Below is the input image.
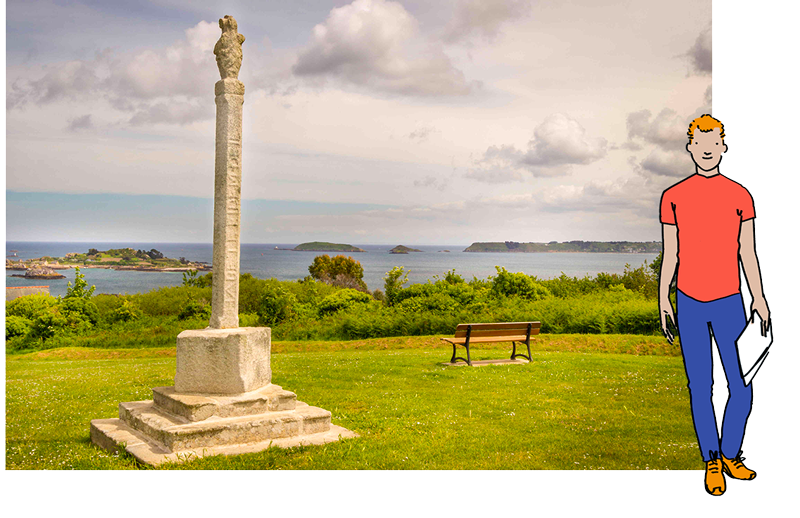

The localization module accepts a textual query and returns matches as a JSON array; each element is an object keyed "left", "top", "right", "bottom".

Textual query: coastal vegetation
[
  {"left": 464, "top": 241, "right": 662, "bottom": 253},
  {"left": 292, "top": 241, "right": 366, "bottom": 252},
  {"left": 5, "top": 255, "right": 668, "bottom": 353}
]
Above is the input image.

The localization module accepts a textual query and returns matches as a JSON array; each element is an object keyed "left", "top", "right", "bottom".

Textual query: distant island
[
  {"left": 11, "top": 265, "right": 65, "bottom": 280},
  {"left": 6, "top": 247, "right": 210, "bottom": 273},
  {"left": 292, "top": 241, "right": 366, "bottom": 252},
  {"left": 389, "top": 245, "right": 423, "bottom": 254},
  {"left": 464, "top": 241, "right": 662, "bottom": 253}
]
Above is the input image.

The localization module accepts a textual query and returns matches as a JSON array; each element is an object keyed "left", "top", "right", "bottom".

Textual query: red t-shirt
[{"left": 660, "top": 173, "right": 755, "bottom": 302}]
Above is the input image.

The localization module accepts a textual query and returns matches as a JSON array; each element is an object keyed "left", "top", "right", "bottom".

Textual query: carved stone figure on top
[{"left": 213, "top": 15, "right": 245, "bottom": 80}]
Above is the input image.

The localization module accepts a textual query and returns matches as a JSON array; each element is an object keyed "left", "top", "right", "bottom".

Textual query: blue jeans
[{"left": 675, "top": 290, "right": 752, "bottom": 462}]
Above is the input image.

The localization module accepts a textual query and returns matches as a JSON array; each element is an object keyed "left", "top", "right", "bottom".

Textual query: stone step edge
[
  {"left": 152, "top": 384, "right": 298, "bottom": 422},
  {"left": 119, "top": 399, "right": 332, "bottom": 452},
  {"left": 90, "top": 418, "right": 358, "bottom": 467}
]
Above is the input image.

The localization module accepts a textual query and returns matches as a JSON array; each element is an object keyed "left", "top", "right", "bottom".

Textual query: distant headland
[
  {"left": 292, "top": 241, "right": 366, "bottom": 253},
  {"left": 464, "top": 241, "right": 661, "bottom": 253}
]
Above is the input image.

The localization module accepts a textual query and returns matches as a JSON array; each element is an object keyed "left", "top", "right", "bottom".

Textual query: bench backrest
[{"left": 454, "top": 322, "right": 541, "bottom": 339}]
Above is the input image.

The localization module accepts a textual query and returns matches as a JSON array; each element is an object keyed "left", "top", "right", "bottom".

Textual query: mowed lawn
[{"left": 6, "top": 335, "right": 702, "bottom": 470}]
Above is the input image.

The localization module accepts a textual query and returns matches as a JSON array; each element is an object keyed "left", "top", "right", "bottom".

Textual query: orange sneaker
[
  {"left": 705, "top": 457, "right": 726, "bottom": 496},
  {"left": 722, "top": 454, "right": 756, "bottom": 480}
]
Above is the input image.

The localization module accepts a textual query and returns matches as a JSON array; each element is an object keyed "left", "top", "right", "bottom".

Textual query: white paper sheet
[{"left": 736, "top": 315, "right": 773, "bottom": 385}]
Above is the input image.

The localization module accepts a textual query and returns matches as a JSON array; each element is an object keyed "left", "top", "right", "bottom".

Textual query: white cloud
[
  {"left": 7, "top": 21, "right": 221, "bottom": 126},
  {"left": 624, "top": 105, "right": 707, "bottom": 178},
  {"left": 467, "top": 113, "right": 608, "bottom": 182},
  {"left": 684, "top": 24, "right": 711, "bottom": 76},
  {"left": 413, "top": 175, "right": 448, "bottom": 190},
  {"left": 107, "top": 21, "right": 219, "bottom": 100},
  {"left": 127, "top": 99, "right": 215, "bottom": 126},
  {"left": 443, "top": 0, "right": 531, "bottom": 43},
  {"left": 536, "top": 175, "right": 672, "bottom": 218},
  {"left": 626, "top": 108, "right": 688, "bottom": 152},
  {"left": 66, "top": 113, "right": 94, "bottom": 132},
  {"left": 292, "top": 0, "right": 475, "bottom": 97},
  {"left": 638, "top": 148, "right": 693, "bottom": 178}
]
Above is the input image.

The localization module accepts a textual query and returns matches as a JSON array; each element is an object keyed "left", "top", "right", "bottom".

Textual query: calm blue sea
[{"left": 6, "top": 242, "right": 659, "bottom": 298}]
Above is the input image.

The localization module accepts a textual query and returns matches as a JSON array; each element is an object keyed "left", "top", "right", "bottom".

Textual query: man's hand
[
  {"left": 750, "top": 296, "right": 771, "bottom": 336},
  {"left": 659, "top": 298, "right": 677, "bottom": 344}
]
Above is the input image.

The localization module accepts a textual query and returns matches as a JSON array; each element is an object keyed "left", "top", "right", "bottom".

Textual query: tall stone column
[
  {"left": 210, "top": 15, "right": 246, "bottom": 329},
  {"left": 210, "top": 78, "right": 244, "bottom": 329}
]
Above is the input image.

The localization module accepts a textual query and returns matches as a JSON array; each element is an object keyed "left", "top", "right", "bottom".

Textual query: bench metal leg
[
  {"left": 510, "top": 340, "right": 532, "bottom": 362},
  {"left": 450, "top": 342, "right": 472, "bottom": 365}
]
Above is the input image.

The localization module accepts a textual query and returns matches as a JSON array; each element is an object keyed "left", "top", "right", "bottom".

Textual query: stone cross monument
[{"left": 90, "top": 16, "right": 355, "bottom": 465}]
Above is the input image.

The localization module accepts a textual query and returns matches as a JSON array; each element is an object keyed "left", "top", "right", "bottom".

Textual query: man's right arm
[{"left": 659, "top": 224, "right": 679, "bottom": 343}]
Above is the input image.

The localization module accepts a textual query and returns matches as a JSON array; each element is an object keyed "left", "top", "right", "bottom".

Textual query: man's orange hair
[{"left": 688, "top": 114, "right": 725, "bottom": 142}]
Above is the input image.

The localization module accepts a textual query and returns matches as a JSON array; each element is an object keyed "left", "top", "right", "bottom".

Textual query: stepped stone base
[{"left": 91, "top": 383, "right": 358, "bottom": 466}]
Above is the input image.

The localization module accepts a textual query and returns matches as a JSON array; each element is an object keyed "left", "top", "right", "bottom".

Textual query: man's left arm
[{"left": 740, "top": 218, "right": 771, "bottom": 335}]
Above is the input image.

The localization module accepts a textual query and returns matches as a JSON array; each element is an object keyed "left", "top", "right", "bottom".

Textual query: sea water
[{"left": 5, "top": 242, "right": 659, "bottom": 298}]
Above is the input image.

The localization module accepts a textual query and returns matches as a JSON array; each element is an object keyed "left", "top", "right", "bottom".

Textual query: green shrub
[
  {"left": 30, "top": 309, "right": 69, "bottom": 340},
  {"left": 6, "top": 315, "right": 31, "bottom": 339},
  {"left": 6, "top": 293, "right": 57, "bottom": 319},
  {"left": 309, "top": 254, "right": 368, "bottom": 291},
  {"left": 258, "top": 284, "right": 297, "bottom": 326},
  {"left": 238, "top": 313, "right": 260, "bottom": 327},
  {"left": 60, "top": 297, "right": 99, "bottom": 326},
  {"left": 132, "top": 286, "right": 211, "bottom": 317},
  {"left": 239, "top": 273, "right": 265, "bottom": 314},
  {"left": 111, "top": 300, "right": 143, "bottom": 323},
  {"left": 178, "top": 299, "right": 211, "bottom": 320},
  {"left": 491, "top": 266, "right": 552, "bottom": 301},
  {"left": 317, "top": 289, "right": 373, "bottom": 316}
]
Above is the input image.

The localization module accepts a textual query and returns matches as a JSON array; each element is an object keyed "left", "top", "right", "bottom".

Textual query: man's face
[{"left": 686, "top": 127, "right": 727, "bottom": 172}]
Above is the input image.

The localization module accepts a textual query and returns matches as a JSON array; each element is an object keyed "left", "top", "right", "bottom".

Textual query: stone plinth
[
  {"left": 175, "top": 327, "right": 271, "bottom": 395},
  {"left": 91, "top": 383, "right": 358, "bottom": 466}
]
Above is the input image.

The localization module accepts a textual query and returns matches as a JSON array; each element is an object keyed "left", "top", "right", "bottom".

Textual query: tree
[
  {"left": 182, "top": 269, "right": 201, "bottom": 287},
  {"left": 65, "top": 267, "right": 95, "bottom": 299},
  {"left": 383, "top": 266, "right": 408, "bottom": 306},
  {"left": 308, "top": 255, "right": 367, "bottom": 291}
]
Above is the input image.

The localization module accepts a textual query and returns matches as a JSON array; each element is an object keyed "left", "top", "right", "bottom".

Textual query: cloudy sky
[{"left": 8, "top": 0, "right": 712, "bottom": 244}]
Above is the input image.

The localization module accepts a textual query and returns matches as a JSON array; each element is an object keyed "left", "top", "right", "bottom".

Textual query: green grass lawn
[{"left": 6, "top": 335, "right": 701, "bottom": 470}]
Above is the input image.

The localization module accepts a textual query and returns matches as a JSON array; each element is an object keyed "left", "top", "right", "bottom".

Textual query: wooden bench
[{"left": 441, "top": 321, "right": 541, "bottom": 366}]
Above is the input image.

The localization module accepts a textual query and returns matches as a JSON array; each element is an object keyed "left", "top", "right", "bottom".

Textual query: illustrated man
[{"left": 658, "top": 114, "right": 770, "bottom": 496}]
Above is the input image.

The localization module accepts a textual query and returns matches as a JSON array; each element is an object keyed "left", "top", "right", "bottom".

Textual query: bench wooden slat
[
  {"left": 454, "top": 328, "right": 541, "bottom": 339},
  {"left": 442, "top": 335, "right": 531, "bottom": 345},
  {"left": 454, "top": 322, "right": 541, "bottom": 332}
]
